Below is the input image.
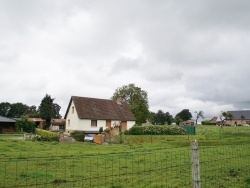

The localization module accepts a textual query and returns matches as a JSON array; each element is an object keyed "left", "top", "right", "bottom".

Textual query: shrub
[
  {"left": 126, "top": 125, "right": 186, "bottom": 135},
  {"left": 16, "top": 115, "right": 36, "bottom": 133},
  {"left": 201, "top": 120, "right": 217, "bottom": 125},
  {"left": 99, "top": 127, "right": 103, "bottom": 133},
  {"left": 127, "top": 126, "right": 144, "bottom": 135},
  {"left": 70, "top": 131, "right": 85, "bottom": 142},
  {"left": 35, "top": 128, "right": 59, "bottom": 141},
  {"left": 123, "top": 130, "right": 129, "bottom": 135}
]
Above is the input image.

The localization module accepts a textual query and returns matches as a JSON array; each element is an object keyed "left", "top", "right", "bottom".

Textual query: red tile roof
[{"left": 64, "top": 96, "right": 136, "bottom": 121}]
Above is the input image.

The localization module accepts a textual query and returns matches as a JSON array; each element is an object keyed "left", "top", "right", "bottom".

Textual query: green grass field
[{"left": 0, "top": 125, "right": 250, "bottom": 187}]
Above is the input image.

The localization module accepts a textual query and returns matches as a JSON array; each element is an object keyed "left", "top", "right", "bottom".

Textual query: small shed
[
  {"left": 0, "top": 115, "right": 16, "bottom": 133},
  {"left": 28, "top": 118, "right": 45, "bottom": 128},
  {"left": 50, "top": 119, "right": 66, "bottom": 131},
  {"left": 180, "top": 120, "right": 195, "bottom": 126}
]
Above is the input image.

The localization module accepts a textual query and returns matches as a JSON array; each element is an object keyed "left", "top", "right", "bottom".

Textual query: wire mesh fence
[
  {"left": 0, "top": 142, "right": 250, "bottom": 187},
  {"left": 0, "top": 149, "right": 191, "bottom": 188},
  {"left": 199, "top": 144, "right": 250, "bottom": 188}
]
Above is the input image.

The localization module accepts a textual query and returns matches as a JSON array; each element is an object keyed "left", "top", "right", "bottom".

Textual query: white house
[{"left": 64, "top": 96, "right": 136, "bottom": 134}]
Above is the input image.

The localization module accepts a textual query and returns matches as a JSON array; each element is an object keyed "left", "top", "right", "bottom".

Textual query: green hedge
[
  {"left": 70, "top": 131, "right": 85, "bottom": 142},
  {"left": 201, "top": 120, "right": 217, "bottom": 125},
  {"left": 35, "top": 128, "right": 59, "bottom": 141},
  {"left": 124, "top": 125, "right": 186, "bottom": 135}
]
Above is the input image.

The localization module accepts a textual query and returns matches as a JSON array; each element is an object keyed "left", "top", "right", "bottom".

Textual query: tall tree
[
  {"left": 175, "top": 109, "right": 192, "bottom": 122},
  {"left": 112, "top": 83, "right": 149, "bottom": 125},
  {"left": 52, "top": 103, "right": 62, "bottom": 119},
  {"left": 165, "top": 112, "right": 174, "bottom": 125},
  {"left": 39, "top": 94, "right": 53, "bottom": 127},
  {"left": 154, "top": 110, "right": 165, "bottom": 125},
  {"left": 194, "top": 110, "right": 204, "bottom": 126},
  {"left": 152, "top": 110, "right": 173, "bottom": 125},
  {"left": 0, "top": 102, "right": 11, "bottom": 116},
  {"left": 39, "top": 94, "right": 61, "bottom": 128},
  {"left": 26, "top": 105, "right": 40, "bottom": 118}
]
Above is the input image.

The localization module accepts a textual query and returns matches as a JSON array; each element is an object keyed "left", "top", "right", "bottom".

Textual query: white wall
[{"left": 127, "top": 121, "right": 135, "bottom": 130}]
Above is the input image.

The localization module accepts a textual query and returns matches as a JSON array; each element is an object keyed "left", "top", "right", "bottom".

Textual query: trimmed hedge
[
  {"left": 35, "top": 128, "right": 59, "bottom": 141},
  {"left": 70, "top": 131, "right": 85, "bottom": 142},
  {"left": 124, "top": 125, "right": 186, "bottom": 135},
  {"left": 201, "top": 120, "right": 217, "bottom": 125}
]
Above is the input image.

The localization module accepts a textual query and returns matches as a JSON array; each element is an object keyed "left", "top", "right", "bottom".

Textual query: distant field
[
  {"left": 0, "top": 125, "right": 250, "bottom": 159},
  {"left": 0, "top": 125, "right": 249, "bottom": 187}
]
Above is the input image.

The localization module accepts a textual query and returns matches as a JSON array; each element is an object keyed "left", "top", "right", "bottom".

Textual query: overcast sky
[{"left": 1, "top": 0, "right": 250, "bottom": 119}]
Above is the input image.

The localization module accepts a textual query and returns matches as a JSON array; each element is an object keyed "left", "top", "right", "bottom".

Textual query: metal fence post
[{"left": 191, "top": 140, "right": 201, "bottom": 188}]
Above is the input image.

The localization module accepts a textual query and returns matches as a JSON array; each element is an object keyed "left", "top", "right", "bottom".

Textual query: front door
[
  {"left": 106, "top": 120, "right": 111, "bottom": 128},
  {"left": 121, "top": 121, "right": 127, "bottom": 131}
]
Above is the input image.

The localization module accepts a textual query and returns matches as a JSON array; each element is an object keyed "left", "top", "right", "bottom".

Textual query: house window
[
  {"left": 68, "top": 119, "right": 70, "bottom": 127},
  {"left": 72, "top": 107, "right": 74, "bottom": 114},
  {"left": 91, "top": 120, "right": 97, "bottom": 127}
]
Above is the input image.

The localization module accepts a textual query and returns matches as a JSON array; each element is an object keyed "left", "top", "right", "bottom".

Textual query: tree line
[
  {"left": 0, "top": 94, "right": 61, "bottom": 128},
  {"left": 1, "top": 84, "right": 205, "bottom": 127}
]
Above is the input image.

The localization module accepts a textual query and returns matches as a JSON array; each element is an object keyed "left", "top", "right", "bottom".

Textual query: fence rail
[{"left": 0, "top": 142, "right": 250, "bottom": 187}]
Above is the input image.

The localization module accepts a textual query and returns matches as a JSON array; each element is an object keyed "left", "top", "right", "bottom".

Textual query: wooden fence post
[{"left": 191, "top": 139, "right": 201, "bottom": 188}]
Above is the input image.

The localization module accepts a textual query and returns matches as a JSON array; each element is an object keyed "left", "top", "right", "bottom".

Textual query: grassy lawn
[
  {"left": 1, "top": 125, "right": 249, "bottom": 159},
  {"left": 0, "top": 125, "right": 250, "bottom": 187}
]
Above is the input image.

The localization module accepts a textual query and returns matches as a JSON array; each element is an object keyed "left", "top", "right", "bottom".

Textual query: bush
[
  {"left": 201, "top": 120, "right": 217, "bottom": 125},
  {"left": 16, "top": 116, "right": 35, "bottom": 133},
  {"left": 123, "top": 130, "right": 129, "bottom": 135},
  {"left": 99, "top": 127, "right": 103, "bottom": 133},
  {"left": 70, "top": 131, "right": 85, "bottom": 142},
  {"left": 35, "top": 128, "right": 59, "bottom": 141},
  {"left": 126, "top": 125, "right": 186, "bottom": 135}
]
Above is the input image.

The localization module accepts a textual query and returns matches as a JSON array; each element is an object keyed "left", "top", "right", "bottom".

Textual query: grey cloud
[
  {"left": 111, "top": 57, "right": 141, "bottom": 74},
  {"left": 1, "top": 0, "right": 250, "bottom": 119}
]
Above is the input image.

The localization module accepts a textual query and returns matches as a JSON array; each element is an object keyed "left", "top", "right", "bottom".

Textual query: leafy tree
[
  {"left": 39, "top": 94, "right": 61, "bottom": 129},
  {"left": 165, "top": 112, "right": 174, "bottom": 125},
  {"left": 152, "top": 110, "right": 174, "bottom": 125},
  {"left": 154, "top": 110, "right": 165, "bottom": 125},
  {"left": 26, "top": 105, "right": 40, "bottom": 118},
  {"left": 112, "top": 84, "right": 150, "bottom": 125},
  {"left": 0, "top": 102, "right": 11, "bottom": 116},
  {"left": 16, "top": 115, "right": 36, "bottom": 133},
  {"left": 220, "top": 111, "right": 233, "bottom": 125},
  {"left": 52, "top": 103, "right": 62, "bottom": 119},
  {"left": 195, "top": 110, "right": 204, "bottom": 126},
  {"left": 148, "top": 112, "right": 155, "bottom": 124},
  {"left": 174, "top": 116, "right": 182, "bottom": 125},
  {"left": 8, "top": 103, "right": 29, "bottom": 118},
  {"left": 0, "top": 102, "right": 40, "bottom": 118},
  {"left": 175, "top": 109, "right": 192, "bottom": 122}
]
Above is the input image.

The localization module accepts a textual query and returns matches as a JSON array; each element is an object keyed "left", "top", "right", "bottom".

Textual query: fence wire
[{"left": 0, "top": 143, "right": 250, "bottom": 188}]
